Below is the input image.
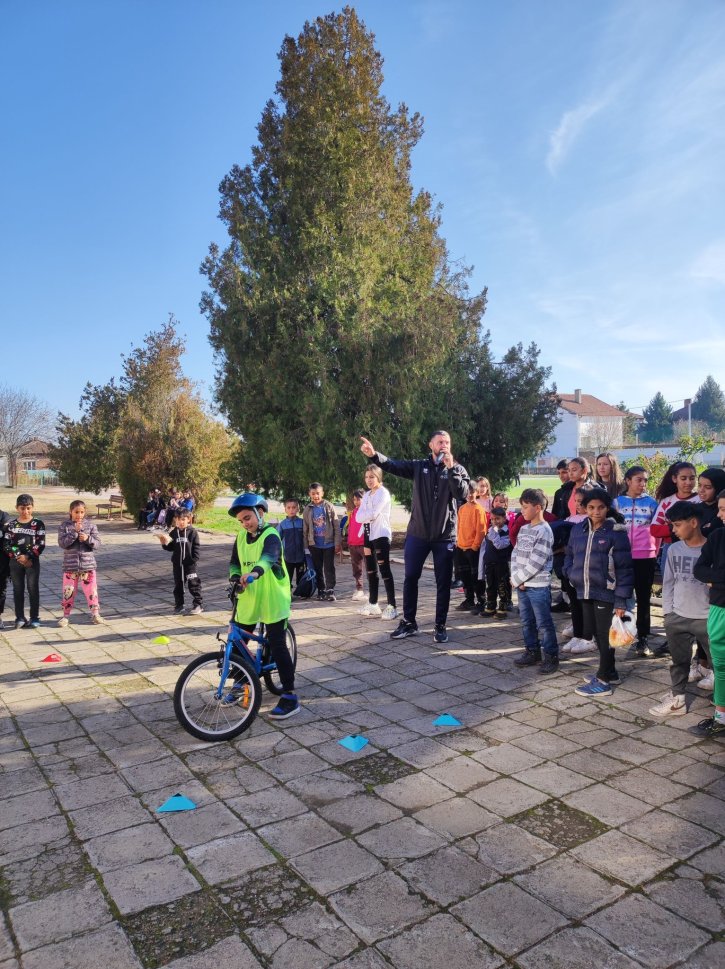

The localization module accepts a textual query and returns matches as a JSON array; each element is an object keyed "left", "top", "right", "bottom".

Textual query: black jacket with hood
[{"left": 371, "top": 451, "right": 470, "bottom": 543}]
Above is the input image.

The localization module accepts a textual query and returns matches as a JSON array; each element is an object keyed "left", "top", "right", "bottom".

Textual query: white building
[{"left": 535, "top": 390, "right": 630, "bottom": 467}]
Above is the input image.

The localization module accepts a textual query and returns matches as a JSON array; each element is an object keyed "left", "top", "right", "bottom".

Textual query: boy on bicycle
[{"left": 229, "top": 493, "right": 299, "bottom": 719}]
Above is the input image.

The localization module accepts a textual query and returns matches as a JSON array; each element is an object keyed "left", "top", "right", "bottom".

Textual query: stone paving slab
[{"left": 0, "top": 516, "right": 723, "bottom": 967}]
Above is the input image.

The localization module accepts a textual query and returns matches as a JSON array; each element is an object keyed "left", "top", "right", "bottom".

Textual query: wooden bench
[{"left": 95, "top": 495, "right": 125, "bottom": 519}]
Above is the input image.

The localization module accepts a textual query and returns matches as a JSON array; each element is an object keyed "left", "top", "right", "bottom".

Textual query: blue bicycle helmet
[{"left": 228, "top": 492, "right": 269, "bottom": 520}]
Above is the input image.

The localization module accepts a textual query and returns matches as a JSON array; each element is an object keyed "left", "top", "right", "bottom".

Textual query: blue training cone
[
  {"left": 338, "top": 735, "right": 369, "bottom": 752},
  {"left": 433, "top": 714, "right": 462, "bottom": 727},
  {"left": 157, "top": 793, "right": 197, "bottom": 813}
]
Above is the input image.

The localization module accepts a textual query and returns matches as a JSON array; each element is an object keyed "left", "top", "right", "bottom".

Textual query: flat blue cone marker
[
  {"left": 338, "top": 735, "right": 369, "bottom": 752},
  {"left": 433, "top": 714, "right": 462, "bottom": 727},
  {"left": 157, "top": 793, "right": 197, "bottom": 813}
]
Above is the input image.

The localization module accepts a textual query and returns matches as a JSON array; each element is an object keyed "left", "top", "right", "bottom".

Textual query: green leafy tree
[
  {"left": 676, "top": 433, "right": 715, "bottom": 471},
  {"left": 202, "top": 8, "right": 490, "bottom": 497},
  {"left": 691, "top": 375, "right": 725, "bottom": 432},
  {"left": 641, "top": 392, "right": 674, "bottom": 443},
  {"left": 424, "top": 335, "right": 558, "bottom": 488},
  {"left": 115, "top": 320, "right": 231, "bottom": 514},
  {"left": 49, "top": 381, "right": 126, "bottom": 494}
]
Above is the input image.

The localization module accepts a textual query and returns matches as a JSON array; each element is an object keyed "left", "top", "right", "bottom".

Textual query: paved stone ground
[{"left": 1, "top": 516, "right": 723, "bottom": 969}]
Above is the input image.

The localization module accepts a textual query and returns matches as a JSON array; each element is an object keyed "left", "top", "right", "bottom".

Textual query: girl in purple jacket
[{"left": 57, "top": 501, "right": 102, "bottom": 626}]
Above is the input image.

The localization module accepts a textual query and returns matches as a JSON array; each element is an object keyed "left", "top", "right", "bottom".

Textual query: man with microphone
[{"left": 360, "top": 431, "right": 471, "bottom": 644}]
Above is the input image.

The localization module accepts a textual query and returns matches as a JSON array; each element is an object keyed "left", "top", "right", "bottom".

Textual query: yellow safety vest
[{"left": 232, "top": 523, "right": 291, "bottom": 625}]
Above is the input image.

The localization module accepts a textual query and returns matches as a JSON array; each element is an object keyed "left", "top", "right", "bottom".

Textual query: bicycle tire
[
  {"left": 174, "top": 651, "right": 262, "bottom": 742},
  {"left": 262, "top": 623, "right": 298, "bottom": 695}
]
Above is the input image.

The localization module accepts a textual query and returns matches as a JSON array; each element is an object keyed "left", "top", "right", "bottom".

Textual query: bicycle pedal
[{"left": 223, "top": 685, "right": 251, "bottom": 706}]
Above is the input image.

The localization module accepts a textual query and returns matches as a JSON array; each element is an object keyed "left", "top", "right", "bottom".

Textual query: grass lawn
[
  {"left": 194, "top": 506, "right": 241, "bottom": 535},
  {"left": 502, "top": 475, "right": 559, "bottom": 502}
]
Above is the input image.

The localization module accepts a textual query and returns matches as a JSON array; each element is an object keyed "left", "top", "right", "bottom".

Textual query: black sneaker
[
  {"left": 325, "top": 590, "right": 336, "bottom": 602},
  {"left": 471, "top": 604, "right": 484, "bottom": 615},
  {"left": 456, "top": 599, "right": 474, "bottom": 611},
  {"left": 539, "top": 655, "right": 560, "bottom": 675},
  {"left": 173, "top": 606, "right": 184, "bottom": 615},
  {"left": 451, "top": 579, "right": 464, "bottom": 590},
  {"left": 390, "top": 620, "right": 418, "bottom": 640},
  {"left": 433, "top": 624, "right": 449, "bottom": 644},
  {"left": 269, "top": 694, "right": 300, "bottom": 720},
  {"left": 316, "top": 592, "right": 327, "bottom": 601},
  {"left": 514, "top": 649, "right": 542, "bottom": 667},
  {"left": 689, "top": 716, "right": 725, "bottom": 739},
  {"left": 550, "top": 601, "right": 571, "bottom": 613},
  {"left": 483, "top": 606, "right": 496, "bottom": 617},
  {"left": 495, "top": 608, "right": 507, "bottom": 620},
  {"left": 651, "top": 644, "right": 670, "bottom": 658},
  {"left": 635, "top": 637, "right": 655, "bottom": 658}
]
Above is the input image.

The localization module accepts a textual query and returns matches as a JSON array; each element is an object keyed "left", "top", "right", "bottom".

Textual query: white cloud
[
  {"left": 545, "top": 97, "right": 608, "bottom": 174},
  {"left": 690, "top": 240, "right": 725, "bottom": 285}
]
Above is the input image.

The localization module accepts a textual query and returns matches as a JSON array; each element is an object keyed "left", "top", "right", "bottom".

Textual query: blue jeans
[
  {"left": 403, "top": 535, "right": 454, "bottom": 627},
  {"left": 518, "top": 586, "right": 558, "bottom": 657}
]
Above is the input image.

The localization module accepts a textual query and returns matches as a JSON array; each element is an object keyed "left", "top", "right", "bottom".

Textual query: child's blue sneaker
[
  {"left": 269, "top": 694, "right": 300, "bottom": 720},
  {"left": 585, "top": 672, "right": 621, "bottom": 686},
  {"left": 575, "top": 678, "right": 613, "bottom": 698}
]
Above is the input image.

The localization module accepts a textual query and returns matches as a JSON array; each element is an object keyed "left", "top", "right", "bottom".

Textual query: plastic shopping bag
[{"left": 609, "top": 613, "right": 637, "bottom": 649}]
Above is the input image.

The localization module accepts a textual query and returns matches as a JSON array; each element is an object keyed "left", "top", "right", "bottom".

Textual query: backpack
[{"left": 293, "top": 566, "right": 317, "bottom": 599}]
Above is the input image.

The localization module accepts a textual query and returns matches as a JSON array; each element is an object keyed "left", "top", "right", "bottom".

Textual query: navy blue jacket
[
  {"left": 277, "top": 517, "right": 305, "bottom": 563},
  {"left": 372, "top": 452, "right": 470, "bottom": 543},
  {"left": 563, "top": 518, "right": 633, "bottom": 609}
]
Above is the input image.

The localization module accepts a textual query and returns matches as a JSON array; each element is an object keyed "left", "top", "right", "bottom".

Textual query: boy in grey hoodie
[{"left": 649, "top": 501, "right": 711, "bottom": 717}]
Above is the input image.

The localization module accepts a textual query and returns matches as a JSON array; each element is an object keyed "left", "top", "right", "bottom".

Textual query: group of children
[
  {"left": 504, "top": 455, "right": 725, "bottom": 739},
  {"left": 3, "top": 454, "right": 725, "bottom": 738},
  {"left": 138, "top": 487, "right": 195, "bottom": 531},
  {"left": 277, "top": 471, "right": 398, "bottom": 619},
  {"left": 0, "top": 494, "right": 102, "bottom": 630}
]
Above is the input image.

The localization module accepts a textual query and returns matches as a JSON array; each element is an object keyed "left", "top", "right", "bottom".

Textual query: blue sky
[{"left": 2, "top": 0, "right": 724, "bottom": 421}]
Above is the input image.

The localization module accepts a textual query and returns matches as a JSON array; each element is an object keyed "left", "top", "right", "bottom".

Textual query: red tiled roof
[{"left": 557, "top": 394, "right": 627, "bottom": 418}]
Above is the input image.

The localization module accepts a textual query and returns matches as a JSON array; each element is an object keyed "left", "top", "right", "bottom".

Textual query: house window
[{"left": 23, "top": 461, "right": 36, "bottom": 471}]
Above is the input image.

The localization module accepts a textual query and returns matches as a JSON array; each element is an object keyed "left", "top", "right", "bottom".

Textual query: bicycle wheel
[
  {"left": 174, "top": 651, "right": 261, "bottom": 742},
  {"left": 262, "top": 623, "right": 298, "bottom": 695}
]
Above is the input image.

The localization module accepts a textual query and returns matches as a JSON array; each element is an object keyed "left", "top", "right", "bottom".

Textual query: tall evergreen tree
[
  {"left": 642, "top": 392, "right": 674, "bottom": 443},
  {"left": 691, "top": 375, "right": 725, "bottom": 432},
  {"left": 202, "top": 8, "right": 485, "bottom": 497}
]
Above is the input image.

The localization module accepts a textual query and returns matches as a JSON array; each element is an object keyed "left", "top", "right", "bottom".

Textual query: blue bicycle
[{"left": 173, "top": 587, "right": 297, "bottom": 742}]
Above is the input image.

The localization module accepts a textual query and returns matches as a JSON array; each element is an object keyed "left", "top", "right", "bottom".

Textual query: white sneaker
[
  {"left": 560, "top": 639, "right": 574, "bottom": 653},
  {"left": 57, "top": 617, "right": 69, "bottom": 628},
  {"left": 351, "top": 590, "right": 367, "bottom": 602},
  {"left": 561, "top": 623, "right": 574, "bottom": 640},
  {"left": 648, "top": 692, "right": 686, "bottom": 717},
  {"left": 381, "top": 605, "right": 398, "bottom": 620},
  {"left": 570, "top": 638, "right": 597, "bottom": 654},
  {"left": 91, "top": 613, "right": 105, "bottom": 624},
  {"left": 688, "top": 661, "right": 704, "bottom": 683},
  {"left": 359, "top": 603, "right": 381, "bottom": 617},
  {"left": 698, "top": 671, "right": 715, "bottom": 692}
]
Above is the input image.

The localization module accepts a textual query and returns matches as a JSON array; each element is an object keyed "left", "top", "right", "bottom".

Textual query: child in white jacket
[{"left": 355, "top": 465, "right": 397, "bottom": 619}]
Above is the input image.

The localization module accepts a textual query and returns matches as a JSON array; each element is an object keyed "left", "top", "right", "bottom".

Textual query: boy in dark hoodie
[
  {"left": 156, "top": 508, "right": 203, "bottom": 615},
  {"left": 564, "top": 488, "right": 633, "bottom": 698}
]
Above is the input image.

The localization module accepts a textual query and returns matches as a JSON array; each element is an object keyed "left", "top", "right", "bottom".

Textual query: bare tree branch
[{"left": 0, "top": 384, "right": 55, "bottom": 487}]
